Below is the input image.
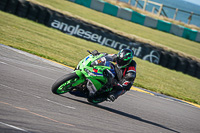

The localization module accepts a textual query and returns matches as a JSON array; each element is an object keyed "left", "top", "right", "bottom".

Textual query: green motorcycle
[{"left": 51, "top": 50, "right": 116, "bottom": 104}]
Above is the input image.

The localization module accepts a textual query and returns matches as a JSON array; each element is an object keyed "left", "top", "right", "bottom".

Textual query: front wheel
[{"left": 52, "top": 73, "right": 79, "bottom": 94}]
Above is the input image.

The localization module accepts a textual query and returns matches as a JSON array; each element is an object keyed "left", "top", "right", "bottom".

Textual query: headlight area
[
  {"left": 84, "top": 68, "right": 104, "bottom": 77},
  {"left": 84, "top": 68, "right": 96, "bottom": 76}
]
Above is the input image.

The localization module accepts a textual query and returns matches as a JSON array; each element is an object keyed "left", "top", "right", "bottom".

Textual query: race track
[{"left": 0, "top": 44, "right": 200, "bottom": 133}]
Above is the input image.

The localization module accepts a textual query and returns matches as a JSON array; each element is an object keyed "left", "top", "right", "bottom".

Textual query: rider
[
  {"left": 107, "top": 48, "right": 137, "bottom": 102},
  {"left": 72, "top": 48, "right": 136, "bottom": 102}
]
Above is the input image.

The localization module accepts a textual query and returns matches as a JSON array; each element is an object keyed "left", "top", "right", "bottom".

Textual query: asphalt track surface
[{"left": 0, "top": 44, "right": 200, "bottom": 133}]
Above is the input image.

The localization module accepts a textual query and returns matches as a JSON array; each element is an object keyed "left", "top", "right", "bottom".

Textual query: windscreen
[{"left": 91, "top": 56, "right": 113, "bottom": 66}]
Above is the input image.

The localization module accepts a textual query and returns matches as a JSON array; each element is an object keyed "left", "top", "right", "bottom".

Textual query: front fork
[{"left": 73, "top": 70, "right": 112, "bottom": 95}]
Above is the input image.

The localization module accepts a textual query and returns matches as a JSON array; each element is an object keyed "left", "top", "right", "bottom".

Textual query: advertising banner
[{"left": 48, "top": 12, "right": 160, "bottom": 64}]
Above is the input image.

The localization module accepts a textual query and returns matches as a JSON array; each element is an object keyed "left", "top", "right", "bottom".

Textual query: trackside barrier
[
  {"left": 103, "top": 2, "right": 118, "bottom": 16},
  {"left": 70, "top": 0, "right": 200, "bottom": 43},
  {"left": 131, "top": 10, "right": 145, "bottom": 25},
  {"left": 75, "top": 0, "right": 92, "bottom": 8},
  {"left": 196, "top": 32, "right": 200, "bottom": 42},
  {"left": 182, "top": 28, "right": 198, "bottom": 41},
  {"left": 170, "top": 24, "right": 184, "bottom": 37},
  {"left": 157, "top": 20, "right": 171, "bottom": 33},
  {"left": 117, "top": 8, "right": 132, "bottom": 21},
  {"left": 144, "top": 16, "right": 158, "bottom": 28},
  {"left": 0, "top": 0, "right": 200, "bottom": 79},
  {"left": 90, "top": 0, "right": 105, "bottom": 12}
]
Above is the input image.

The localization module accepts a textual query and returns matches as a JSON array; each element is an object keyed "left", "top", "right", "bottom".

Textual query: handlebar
[{"left": 87, "top": 50, "right": 99, "bottom": 56}]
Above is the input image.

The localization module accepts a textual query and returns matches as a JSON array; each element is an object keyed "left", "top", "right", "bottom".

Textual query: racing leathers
[{"left": 108, "top": 54, "right": 137, "bottom": 102}]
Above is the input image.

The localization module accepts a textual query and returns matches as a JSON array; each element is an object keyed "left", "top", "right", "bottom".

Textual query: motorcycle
[{"left": 51, "top": 50, "right": 116, "bottom": 104}]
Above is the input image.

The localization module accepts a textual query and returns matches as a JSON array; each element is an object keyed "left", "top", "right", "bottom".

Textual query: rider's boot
[{"left": 108, "top": 89, "right": 126, "bottom": 102}]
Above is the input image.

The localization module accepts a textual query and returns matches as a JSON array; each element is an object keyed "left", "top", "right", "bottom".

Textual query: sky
[{"left": 183, "top": 0, "right": 200, "bottom": 6}]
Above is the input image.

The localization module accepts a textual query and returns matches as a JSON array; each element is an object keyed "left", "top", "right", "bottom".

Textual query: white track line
[
  {"left": 0, "top": 83, "right": 76, "bottom": 110},
  {"left": 44, "top": 98, "right": 76, "bottom": 109},
  {"left": 0, "top": 122, "right": 31, "bottom": 133},
  {"left": 0, "top": 60, "right": 55, "bottom": 80}
]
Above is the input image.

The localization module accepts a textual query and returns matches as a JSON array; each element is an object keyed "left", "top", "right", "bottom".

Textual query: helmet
[{"left": 116, "top": 49, "right": 134, "bottom": 68}]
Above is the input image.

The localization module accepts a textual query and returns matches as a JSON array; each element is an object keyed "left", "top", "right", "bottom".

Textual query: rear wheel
[{"left": 52, "top": 73, "right": 79, "bottom": 94}]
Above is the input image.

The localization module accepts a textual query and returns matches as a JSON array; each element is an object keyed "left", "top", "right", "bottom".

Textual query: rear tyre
[{"left": 52, "top": 73, "right": 79, "bottom": 95}]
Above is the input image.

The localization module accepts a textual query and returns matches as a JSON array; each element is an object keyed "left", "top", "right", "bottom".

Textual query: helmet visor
[{"left": 116, "top": 57, "right": 130, "bottom": 68}]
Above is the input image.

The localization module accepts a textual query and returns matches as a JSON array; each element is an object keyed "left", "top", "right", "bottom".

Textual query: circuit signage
[{"left": 49, "top": 13, "right": 160, "bottom": 64}]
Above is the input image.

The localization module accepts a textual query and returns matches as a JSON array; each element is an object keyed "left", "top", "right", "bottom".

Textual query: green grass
[
  {"left": 34, "top": 0, "right": 200, "bottom": 60},
  {"left": 0, "top": 11, "right": 200, "bottom": 105}
]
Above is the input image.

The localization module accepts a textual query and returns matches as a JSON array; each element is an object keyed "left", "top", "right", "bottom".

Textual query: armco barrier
[
  {"left": 70, "top": 0, "right": 200, "bottom": 43},
  {"left": 1, "top": 0, "right": 199, "bottom": 79}
]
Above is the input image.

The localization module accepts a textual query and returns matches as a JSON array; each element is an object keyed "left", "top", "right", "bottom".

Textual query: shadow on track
[{"left": 59, "top": 95, "right": 180, "bottom": 133}]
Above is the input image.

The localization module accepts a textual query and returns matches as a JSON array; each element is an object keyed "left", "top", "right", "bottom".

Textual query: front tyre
[{"left": 52, "top": 73, "right": 79, "bottom": 94}]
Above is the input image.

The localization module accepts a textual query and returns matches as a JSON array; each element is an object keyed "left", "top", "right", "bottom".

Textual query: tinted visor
[{"left": 116, "top": 57, "right": 129, "bottom": 67}]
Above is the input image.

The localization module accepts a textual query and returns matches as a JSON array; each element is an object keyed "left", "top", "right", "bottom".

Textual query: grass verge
[{"left": 0, "top": 11, "right": 200, "bottom": 105}]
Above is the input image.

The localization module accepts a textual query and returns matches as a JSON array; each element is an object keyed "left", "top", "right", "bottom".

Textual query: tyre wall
[{"left": 0, "top": 0, "right": 199, "bottom": 79}]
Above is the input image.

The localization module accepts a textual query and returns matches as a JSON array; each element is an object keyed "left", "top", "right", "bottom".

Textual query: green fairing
[
  {"left": 75, "top": 54, "right": 111, "bottom": 91},
  {"left": 53, "top": 52, "right": 115, "bottom": 101}
]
